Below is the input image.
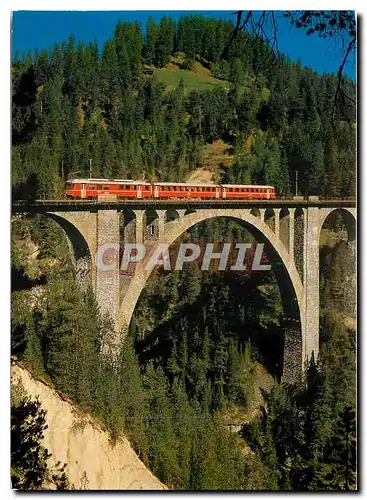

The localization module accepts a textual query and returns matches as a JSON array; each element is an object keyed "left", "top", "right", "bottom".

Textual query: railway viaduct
[{"left": 12, "top": 197, "right": 356, "bottom": 383}]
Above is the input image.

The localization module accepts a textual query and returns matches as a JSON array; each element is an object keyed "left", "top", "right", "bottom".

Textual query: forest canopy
[{"left": 12, "top": 14, "right": 356, "bottom": 199}]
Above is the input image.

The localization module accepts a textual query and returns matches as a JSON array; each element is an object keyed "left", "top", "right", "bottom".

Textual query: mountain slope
[{"left": 11, "top": 363, "right": 166, "bottom": 490}]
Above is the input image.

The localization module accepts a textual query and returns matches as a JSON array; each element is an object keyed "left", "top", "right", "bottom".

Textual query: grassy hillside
[{"left": 153, "top": 58, "right": 228, "bottom": 92}]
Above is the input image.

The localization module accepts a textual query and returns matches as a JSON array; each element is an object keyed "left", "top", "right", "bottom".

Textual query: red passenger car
[
  {"left": 65, "top": 179, "right": 275, "bottom": 200},
  {"left": 153, "top": 183, "right": 220, "bottom": 199},
  {"left": 222, "top": 185, "right": 275, "bottom": 199},
  {"left": 65, "top": 179, "right": 152, "bottom": 198}
]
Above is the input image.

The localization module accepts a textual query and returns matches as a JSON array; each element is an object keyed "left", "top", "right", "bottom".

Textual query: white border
[{"left": 2, "top": 2, "right": 364, "bottom": 498}]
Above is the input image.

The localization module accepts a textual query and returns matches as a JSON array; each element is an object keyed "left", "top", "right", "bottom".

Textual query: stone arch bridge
[{"left": 12, "top": 198, "right": 356, "bottom": 382}]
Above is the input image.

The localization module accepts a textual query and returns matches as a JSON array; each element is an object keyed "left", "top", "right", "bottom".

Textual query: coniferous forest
[
  {"left": 12, "top": 14, "right": 355, "bottom": 199},
  {"left": 11, "top": 14, "right": 356, "bottom": 490}
]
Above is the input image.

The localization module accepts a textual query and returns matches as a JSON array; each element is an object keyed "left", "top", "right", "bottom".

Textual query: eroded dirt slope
[{"left": 12, "top": 364, "right": 166, "bottom": 490}]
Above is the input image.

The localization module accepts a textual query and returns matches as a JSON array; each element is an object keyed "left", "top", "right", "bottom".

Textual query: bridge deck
[{"left": 12, "top": 198, "right": 356, "bottom": 212}]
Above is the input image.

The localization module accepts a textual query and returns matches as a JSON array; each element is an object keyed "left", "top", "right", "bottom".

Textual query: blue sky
[{"left": 12, "top": 11, "right": 356, "bottom": 80}]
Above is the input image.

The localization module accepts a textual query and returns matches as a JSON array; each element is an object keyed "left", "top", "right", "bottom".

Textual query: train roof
[
  {"left": 66, "top": 179, "right": 275, "bottom": 189},
  {"left": 66, "top": 179, "right": 149, "bottom": 185},
  {"left": 221, "top": 184, "right": 275, "bottom": 189},
  {"left": 154, "top": 182, "right": 216, "bottom": 187}
]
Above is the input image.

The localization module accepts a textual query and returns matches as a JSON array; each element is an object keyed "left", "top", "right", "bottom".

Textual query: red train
[{"left": 65, "top": 179, "right": 276, "bottom": 200}]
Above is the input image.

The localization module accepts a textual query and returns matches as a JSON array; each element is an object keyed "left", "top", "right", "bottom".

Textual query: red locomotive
[{"left": 65, "top": 179, "right": 276, "bottom": 200}]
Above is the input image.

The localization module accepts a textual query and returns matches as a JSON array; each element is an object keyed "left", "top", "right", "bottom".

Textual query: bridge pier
[
  {"left": 282, "top": 320, "right": 303, "bottom": 384},
  {"left": 133, "top": 210, "right": 144, "bottom": 244},
  {"left": 274, "top": 208, "right": 280, "bottom": 240},
  {"left": 96, "top": 209, "right": 121, "bottom": 354},
  {"left": 156, "top": 210, "right": 167, "bottom": 238},
  {"left": 302, "top": 207, "right": 321, "bottom": 365},
  {"left": 288, "top": 208, "right": 295, "bottom": 261}
]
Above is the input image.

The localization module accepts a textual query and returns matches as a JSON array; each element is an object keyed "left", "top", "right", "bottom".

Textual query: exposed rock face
[{"left": 11, "top": 364, "right": 166, "bottom": 491}]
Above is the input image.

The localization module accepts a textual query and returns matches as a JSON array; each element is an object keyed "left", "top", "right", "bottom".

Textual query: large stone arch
[
  {"left": 318, "top": 207, "right": 356, "bottom": 242},
  {"left": 45, "top": 213, "right": 92, "bottom": 263},
  {"left": 117, "top": 209, "right": 305, "bottom": 379},
  {"left": 43, "top": 212, "right": 95, "bottom": 289},
  {"left": 319, "top": 207, "right": 356, "bottom": 318}
]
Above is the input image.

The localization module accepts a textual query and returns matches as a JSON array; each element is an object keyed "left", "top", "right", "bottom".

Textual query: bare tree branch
[
  {"left": 222, "top": 10, "right": 356, "bottom": 110},
  {"left": 332, "top": 37, "right": 356, "bottom": 116}
]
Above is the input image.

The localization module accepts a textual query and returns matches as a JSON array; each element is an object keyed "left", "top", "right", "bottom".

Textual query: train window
[
  {"left": 133, "top": 185, "right": 136, "bottom": 190},
  {"left": 103, "top": 185, "right": 109, "bottom": 190},
  {"left": 197, "top": 187, "right": 201, "bottom": 192},
  {"left": 89, "top": 185, "right": 95, "bottom": 190},
  {"left": 97, "top": 185, "right": 102, "bottom": 190}
]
